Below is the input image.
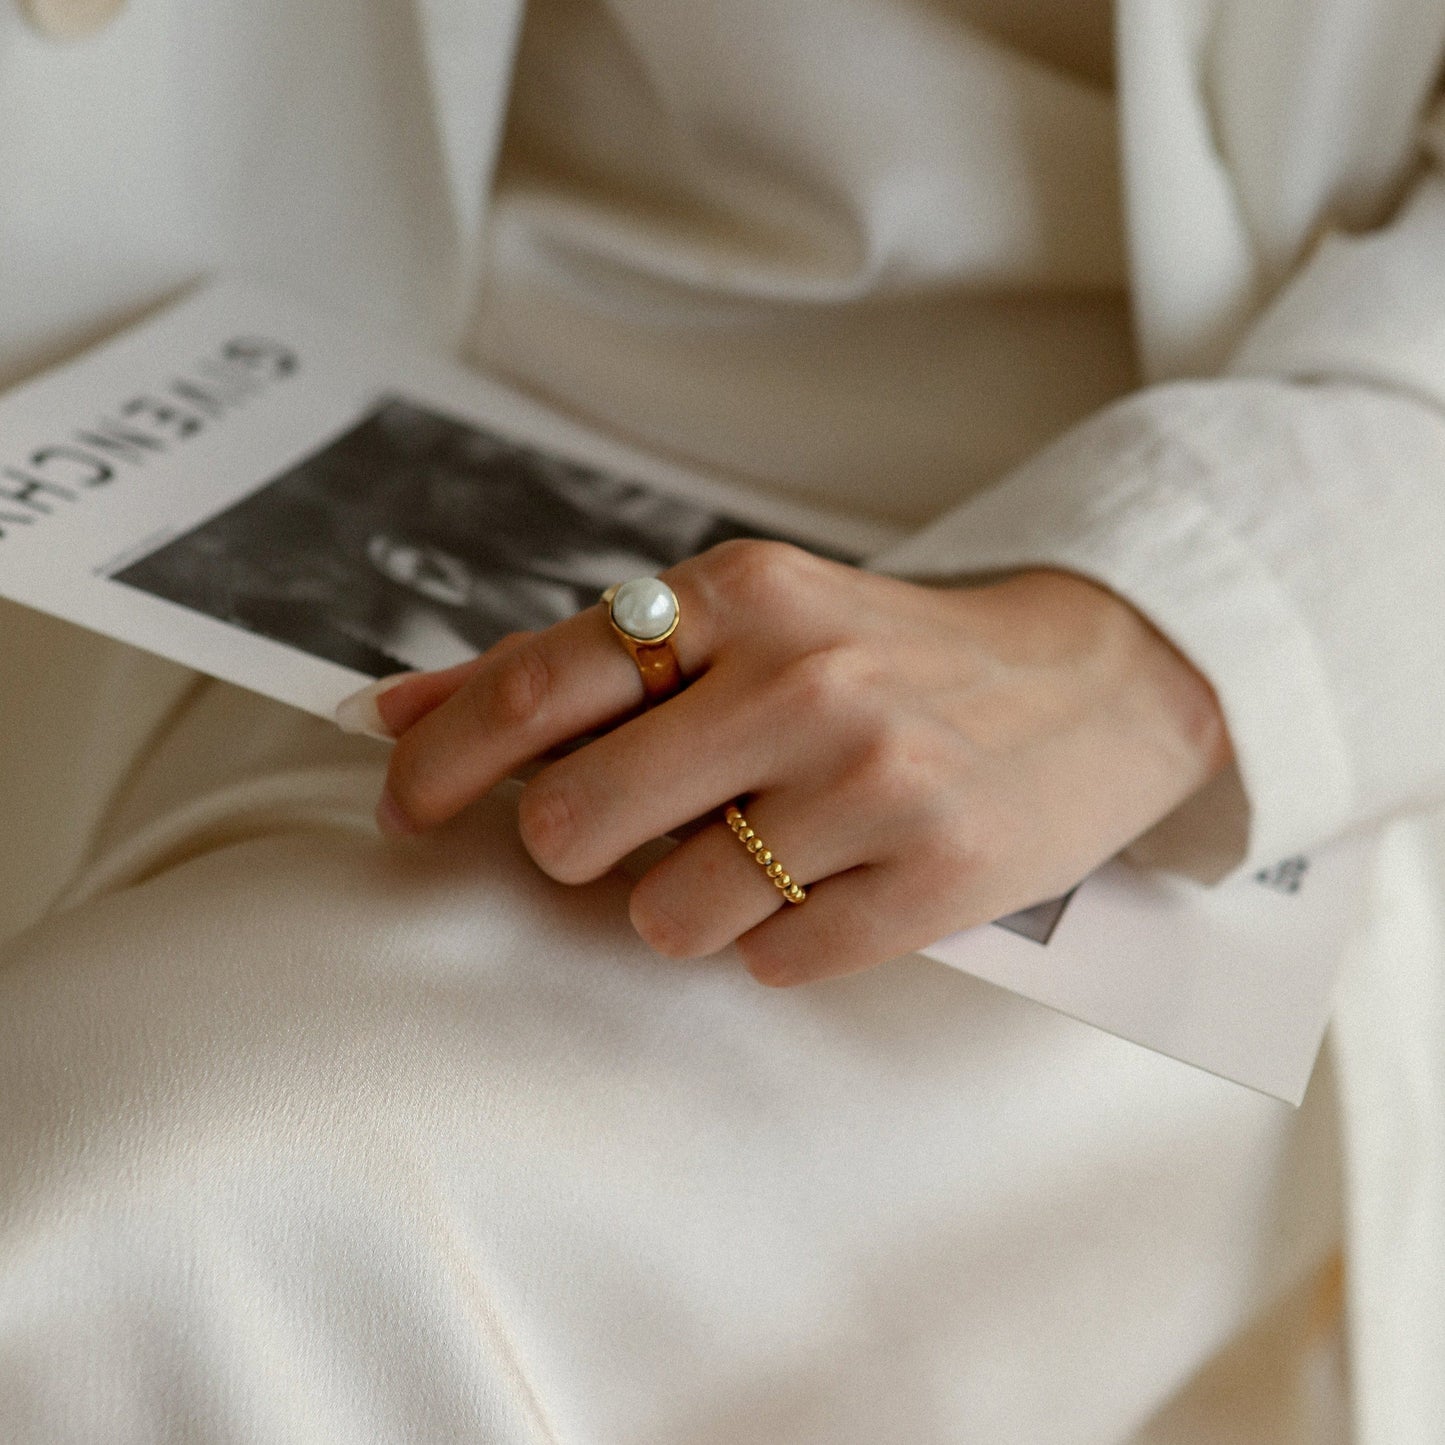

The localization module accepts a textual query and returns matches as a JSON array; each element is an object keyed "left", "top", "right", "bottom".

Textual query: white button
[{"left": 18, "top": 0, "right": 126, "bottom": 40}]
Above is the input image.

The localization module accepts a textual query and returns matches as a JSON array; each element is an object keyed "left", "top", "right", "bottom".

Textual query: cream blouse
[{"left": 473, "top": 0, "right": 1132, "bottom": 527}]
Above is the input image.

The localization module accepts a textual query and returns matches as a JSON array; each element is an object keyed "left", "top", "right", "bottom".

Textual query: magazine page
[
  {"left": 0, "top": 281, "right": 897, "bottom": 715},
  {"left": 923, "top": 842, "right": 1371, "bottom": 1104},
  {"left": 0, "top": 279, "right": 1370, "bottom": 1103}
]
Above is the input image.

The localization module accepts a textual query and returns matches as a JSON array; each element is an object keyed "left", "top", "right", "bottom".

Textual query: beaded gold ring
[{"left": 724, "top": 805, "right": 807, "bottom": 905}]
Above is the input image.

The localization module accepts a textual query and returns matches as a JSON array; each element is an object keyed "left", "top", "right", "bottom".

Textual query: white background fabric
[{"left": 2, "top": 0, "right": 1445, "bottom": 1439}]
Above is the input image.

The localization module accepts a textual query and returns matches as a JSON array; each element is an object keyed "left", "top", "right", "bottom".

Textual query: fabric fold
[{"left": 872, "top": 365, "right": 1445, "bottom": 887}]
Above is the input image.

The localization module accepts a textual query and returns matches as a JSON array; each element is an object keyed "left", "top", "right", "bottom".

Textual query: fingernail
[
  {"left": 334, "top": 673, "right": 413, "bottom": 740},
  {"left": 375, "top": 789, "right": 416, "bottom": 837}
]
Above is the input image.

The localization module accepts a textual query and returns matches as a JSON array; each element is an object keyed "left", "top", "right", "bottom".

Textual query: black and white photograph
[{"left": 112, "top": 396, "right": 821, "bottom": 678}]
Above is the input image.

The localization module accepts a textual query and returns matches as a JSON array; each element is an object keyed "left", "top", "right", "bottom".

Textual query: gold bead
[{"left": 721, "top": 803, "right": 805, "bottom": 903}]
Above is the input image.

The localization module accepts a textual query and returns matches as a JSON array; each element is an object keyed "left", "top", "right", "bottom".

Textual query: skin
[{"left": 368, "top": 539, "right": 1233, "bottom": 987}]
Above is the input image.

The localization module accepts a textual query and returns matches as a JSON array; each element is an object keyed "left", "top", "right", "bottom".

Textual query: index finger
[{"left": 377, "top": 579, "right": 715, "bottom": 834}]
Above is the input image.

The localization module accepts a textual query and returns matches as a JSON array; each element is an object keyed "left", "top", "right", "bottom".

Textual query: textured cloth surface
[
  {"left": 1, "top": 687, "right": 1349, "bottom": 1443},
  {"left": 4, "top": 0, "right": 1445, "bottom": 1439}
]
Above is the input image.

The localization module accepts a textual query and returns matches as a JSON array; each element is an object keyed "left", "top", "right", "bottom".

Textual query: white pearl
[{"left": 610, "top": 577, "right": 678, "bottom": 641}]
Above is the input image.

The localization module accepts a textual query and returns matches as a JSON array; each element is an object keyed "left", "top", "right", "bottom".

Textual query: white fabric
[
  {"left": 0, "top": 689, "right": 1351, "bottom": 1443},
  {"left": 2, "top": 0, "right": 1444, "bottom": 1439},
  {"left": 471, "top": 0, "right": 1135, "bottom": 524}
]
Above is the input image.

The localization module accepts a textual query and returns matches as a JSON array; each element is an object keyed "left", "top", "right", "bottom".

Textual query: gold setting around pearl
[{"left": 600, "top": 579, "right": 683, "bottom": 703}]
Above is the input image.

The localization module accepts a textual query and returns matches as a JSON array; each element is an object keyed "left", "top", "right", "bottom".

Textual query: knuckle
[
  {"left": 702, "top": 538, "right": 812, "bottom": 608},
  {"left": 516, "top": 780, "right": 588, "bottom": 880},
  {"left": 915, "top": 814, "right": 990, "bottom": 892},
  {"left": 850, "top": 722, "right": 937, "bottom": 807},
  {"left": 779, "top": 645, "right": 864, "bottom": 715},
  {"left": 483, "top": 641, "right": 553, "bottom": 731}
]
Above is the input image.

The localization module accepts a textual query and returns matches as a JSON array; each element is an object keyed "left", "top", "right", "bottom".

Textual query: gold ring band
[{"left": 725, "top": 805, "right": 807, "bottom": 904}]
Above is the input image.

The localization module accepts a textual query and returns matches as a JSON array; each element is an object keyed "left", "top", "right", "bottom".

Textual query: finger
[
  {"left": 733, "top": 859, "right": 959, "bottom": 987},
  {"left": 376, "top": 634, "right": 535, "bottom": 735},
  {"left": 628, "top": 793, "right": 877, "bottom": 959},
  {"left": 516, "top": 663, "right": 791, "bottom": 883},
  {"left": 333, "top": 634, "right": 540, "bottom": 741},
  {"left": 376, "top": 535, "right": 827, "bottom": 751},
  {"left": 381, "top": 574, "right": 721, "bottom": 833},
  {"left": 381, "top": 607, "right": 640, "bottom": 832}
]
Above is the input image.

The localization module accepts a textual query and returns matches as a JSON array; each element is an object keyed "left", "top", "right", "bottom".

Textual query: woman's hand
[{"left": 354, "top": 541, "right": 1232, "bottom": 986}]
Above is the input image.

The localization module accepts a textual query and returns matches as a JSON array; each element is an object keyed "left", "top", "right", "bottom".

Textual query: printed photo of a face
[{"left": 111, "top": 396, "right": 818, "bottom": 678}]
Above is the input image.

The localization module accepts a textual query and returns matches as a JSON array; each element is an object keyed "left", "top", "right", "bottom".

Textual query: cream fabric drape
[{"left": 3, "top": 0, "right": 1445, "bottom": 1439}]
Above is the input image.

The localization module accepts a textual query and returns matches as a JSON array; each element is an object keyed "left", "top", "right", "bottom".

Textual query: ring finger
[
  {"left": 628, "top": 789, "right": 880, "bottom": 960},
  {"left": 380, "top": 572, "right": 718, "bottom": 832}
]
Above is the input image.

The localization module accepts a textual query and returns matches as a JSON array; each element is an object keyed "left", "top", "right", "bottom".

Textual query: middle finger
[{"left": 381, "top": 585, "right": 713, "bottom": 832}]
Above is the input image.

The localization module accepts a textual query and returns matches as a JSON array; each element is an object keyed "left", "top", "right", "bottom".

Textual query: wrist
[{"left": 968, "top": 567, "right": 1235, "bottom": 787}]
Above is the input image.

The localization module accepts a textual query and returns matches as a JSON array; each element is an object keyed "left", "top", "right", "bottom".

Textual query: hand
[{"left": 357, "top": 541, "right": 1232, "bottom": 986}]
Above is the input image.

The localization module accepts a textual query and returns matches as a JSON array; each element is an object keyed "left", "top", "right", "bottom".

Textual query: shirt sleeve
[{"left": 869, "top": 152, "right": 1445, "bottom": 884}]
